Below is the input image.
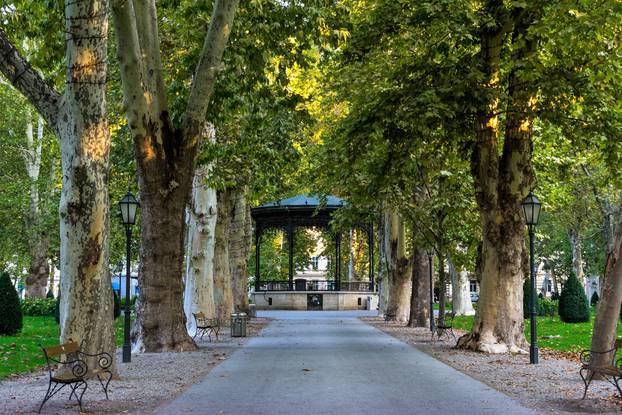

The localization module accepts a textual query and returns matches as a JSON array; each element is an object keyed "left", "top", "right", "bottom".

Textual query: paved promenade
[{"left": 155, "top": 310, "right": 535, "bottom": 415}]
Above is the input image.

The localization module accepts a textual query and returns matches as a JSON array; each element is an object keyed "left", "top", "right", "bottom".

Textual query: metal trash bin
[{"left": 231, "top": 312, "right": 247, "bottom": 337}]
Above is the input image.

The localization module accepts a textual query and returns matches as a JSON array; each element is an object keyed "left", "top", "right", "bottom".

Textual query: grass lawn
[
  {"left": 452, "top": 311, "right": 620, "bottom": 353},
  {"left": 0, "top": 316, "right": 127, "bottom": 380}
]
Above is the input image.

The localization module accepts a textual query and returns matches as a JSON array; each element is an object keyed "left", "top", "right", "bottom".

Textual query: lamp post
[
  {"left": 118, "top": 191, "right": 139, "bottom": 363},
  {"left": 522, "top": 191, "right": 542, "bottom": 364},
  {"left": 427, "top": 250, "right": 435, "bottom": 333}
]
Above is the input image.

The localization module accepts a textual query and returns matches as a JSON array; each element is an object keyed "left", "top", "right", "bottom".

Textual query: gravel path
[
  {"left": 361, "top": 317, "right": 622, "bottom": 415},
  {"left": 0, "top": 318, "right": 270, "bottom": 415}
]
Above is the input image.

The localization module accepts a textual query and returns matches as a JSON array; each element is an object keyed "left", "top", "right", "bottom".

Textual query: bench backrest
[
  {"left": 43, "top": 341, "right": 80, "bottom": 358},
  {"left": 193, "top": 312, "right": 218, "bottom": 327}
]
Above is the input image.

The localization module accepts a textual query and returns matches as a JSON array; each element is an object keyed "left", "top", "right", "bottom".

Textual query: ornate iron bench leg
[
  {"left": 579, "top": 368, "right": 593, "bottom": 399},
  {"left": 613, "top": 376, "right": 622, "bottom": 400},
  {"left": 75, "top": 381, "right": 87, "bottom": 411},
  {"left": 97, "top": 370, "right": 113, "bottom": 399}
]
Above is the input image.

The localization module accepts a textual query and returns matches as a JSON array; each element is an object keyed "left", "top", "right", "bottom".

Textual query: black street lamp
[
  {"left": 427, "top": 250, "right": 435, "bottom": 333},
  {"left": 119, "top": 191, "right": 139, "bottom": 363},
  {"left": 522, "top": 191, "right": 542, "bottom": 364}
]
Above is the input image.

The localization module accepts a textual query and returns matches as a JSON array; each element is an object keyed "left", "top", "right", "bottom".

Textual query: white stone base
[{"left": 252, "top": 291, "right": 378, "bottom": 311}]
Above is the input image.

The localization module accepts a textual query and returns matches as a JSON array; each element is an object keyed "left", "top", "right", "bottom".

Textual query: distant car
[{"left": 470, "top": 292, "right": 479, "bottom": 302}]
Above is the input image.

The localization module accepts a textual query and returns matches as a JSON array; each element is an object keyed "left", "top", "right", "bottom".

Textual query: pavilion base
[{"left": 252, "top": 291, "right": 378, "bottom": 311}]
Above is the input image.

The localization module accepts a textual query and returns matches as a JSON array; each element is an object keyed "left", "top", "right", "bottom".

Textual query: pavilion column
[
  {"left": 368, "top": 223, "right": 374, "bottom": 292},
  {"left": 254, "top": 226, "right": 262, "bottom": 292},
  {"left": 335, "top": 232, "right": 341, "bottom": 291},
  {"left": 288, "top": 221, "right": 294, "bottom": 291}
]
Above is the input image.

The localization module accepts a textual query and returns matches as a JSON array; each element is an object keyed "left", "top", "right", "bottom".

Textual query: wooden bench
[
  {"left": 579, "top": 338, "right": 622, "bottom": 399},
  {"left": 39, "top": 341, "right": 112, "bottom": 413},
  {"left": 192, "top": 312, "right": 220, "bottom": 342},
  {"left": 432, "top": 312, "right": 456, "bottom": 342}
]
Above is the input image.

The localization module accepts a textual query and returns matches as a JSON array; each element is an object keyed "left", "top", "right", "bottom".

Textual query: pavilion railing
[{"left": 256, "top": 280, "right": 374, "bottom": 292}]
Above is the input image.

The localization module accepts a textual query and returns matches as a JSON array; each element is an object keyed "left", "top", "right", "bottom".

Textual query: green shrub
[
  {"left": 113, "top": 291, "right": 121, "bottom": 319},
  {"left": 0, "top": 272, "right": 23, "bottom": 335},
  {"left": 591, "top": 291, "right": 599, "bottom": 307},
  {"left": 559, "top": 273, "right": 590, "bottom": 323},
  {"left": 540, "top": 298, "right": 558, "bottom": 317},
  {"left": 21, "top": 298, "right": 56, "bottom": 316}
]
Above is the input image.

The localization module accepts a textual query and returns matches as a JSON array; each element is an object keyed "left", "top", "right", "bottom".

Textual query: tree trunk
[
  {"left": 214, "top": 189, "right": 234, "bottom": 324},
  {"left": 23, "top": 113, "right": 50, "bottom": 299},
  {"left": 348, "top": 229, "right": 354, "bottom": 282},
  {"left": 570, "top": 228, "right": 585, "bottom": 284},
  {"left": 437, "top": 251, "right": 447, "bottom": 325},
  {"left": 409, "top": 242, "right": 430, "bottom": 328},
  {"left": 450, "top": 261, "right": 475, "bottom": 316},
  {"left": 457, "top": 5, "right": 536, "bottom": 353},
  {"left": 57, "top": 0, "right": 116, "bottom": 370},
  {"left": 183, "top": 165, "right": 217, "bottom": 336},
  {"left": 384, "top": 211, "right": 411, "bottom": 322},
  {"left": 377, "top": 215, "right": 389, "bottom": 317},
  {"left": 229, "top": 186, "right": 252, "bottom": 313},
  {"left": 111, "top": 0, "right": 239, "bottom": 352},
  {"left": 590, "top": 199, "right": 622, "bottom": 368}
]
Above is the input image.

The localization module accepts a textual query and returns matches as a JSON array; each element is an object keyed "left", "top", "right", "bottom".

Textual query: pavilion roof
[{"left": 256, "top": 194, "right": 345, "bottom": 208}]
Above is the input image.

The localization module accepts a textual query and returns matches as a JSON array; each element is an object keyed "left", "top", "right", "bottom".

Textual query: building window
[
  {"left": 546, "top": 279, "right": 552, "bottom": 293},
  {"left": 311, "top": 256, "right": 319, "bottom": 271},
  {"left": 470, "top": 281, "right": 477, "bottom": 293}
]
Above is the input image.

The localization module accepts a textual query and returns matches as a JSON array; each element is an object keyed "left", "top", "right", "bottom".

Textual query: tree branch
[
  {"left": 111, "top": 0, "right": 149, "bottom": 135},
  {"left": 0, "top": 29, "right": 61, "bottom": 129},
  {"left": 132, "top": 0, "right": 168, "bottom": 115},
  {"left": 182, "top": 0, "right": 239, "bottom": 144}
]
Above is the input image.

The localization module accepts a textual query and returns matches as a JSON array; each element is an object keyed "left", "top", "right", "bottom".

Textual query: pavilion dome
[{"left": 257, "top": 194, "right": 345, "bottom": 208}]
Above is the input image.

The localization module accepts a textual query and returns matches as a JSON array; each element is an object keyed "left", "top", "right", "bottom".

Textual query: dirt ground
[
  {"left": 362, "top": 316, "right": 622, "bottom": 415},
  {"left": 0, "top": 318, "right": 271, "bottom": 415}
]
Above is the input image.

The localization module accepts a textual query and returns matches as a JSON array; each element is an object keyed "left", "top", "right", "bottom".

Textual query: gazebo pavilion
[{"left": 251, "top": 194, "right": 378, "bottom": 311}]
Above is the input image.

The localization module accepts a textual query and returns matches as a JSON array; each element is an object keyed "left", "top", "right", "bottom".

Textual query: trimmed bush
[
  {"left": 591, "top": 291, "right": 599, "bottom": 307},
  {"left": 559, "top": 273, "right": 590, "bottom": 323},
  {"left": 21, "top": 298, "right": 56, "bottom": 316},
  {"left": 0, "top": 272, "right": 23, "bottom": 335}
]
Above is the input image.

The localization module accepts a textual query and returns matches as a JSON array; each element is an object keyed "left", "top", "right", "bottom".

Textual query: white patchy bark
[
  {"left": 450, "top": 261, "right": 475, "bottom": 316},
  {"left": 570, "top": 229, "right": 585, "bottom": 286},
  {"left": 591, "top": 199, "right": 622, "bottom": 368},
  {"left": 183, "top": 165, "right": 217, "bottom": 336},
  {"left": 24, "top": 112, "right": 49, "bottom": 299},
  {"left": 229, "top": 186, "right": 252, "bottom": 313},
  {"left": 384, "top": 211, "right": 411, "bottom": 322},
  {"left": 58, "top": 0, "right": 115, "bottom": 372},
  {"left": 347, "top": 229, "right": 354, "bottom": 282},
  {"left": 214, "top": 189, "right": 234, "bottom": 324},
  {"left": 0, "top": 1, "right": 115, "bottom": 372}
]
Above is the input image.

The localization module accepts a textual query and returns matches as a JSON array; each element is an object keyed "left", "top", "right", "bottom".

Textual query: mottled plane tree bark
[
  {"left": 457, "top": 2, "right": 538, "bottom": 353},
  {"left": 111, "top": 0, "right": 239, "bottom": 351},
  {"left": 0, "top": 0, "right": 115, "bottom": 368}
]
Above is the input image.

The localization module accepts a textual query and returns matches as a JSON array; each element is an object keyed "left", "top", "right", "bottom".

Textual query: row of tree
[{"left": 2, "top": 0, "right": 622, "bottom": 374}]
